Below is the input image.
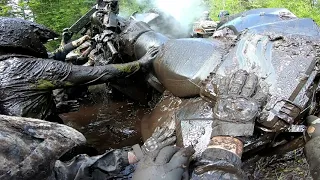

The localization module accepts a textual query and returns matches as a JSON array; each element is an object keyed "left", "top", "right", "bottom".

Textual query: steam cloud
[{"left": 136, "top": 0, "right": 208, "bottom": 33}]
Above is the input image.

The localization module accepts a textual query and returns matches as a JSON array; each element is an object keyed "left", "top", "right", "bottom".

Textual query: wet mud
[
  {"left": 243, "top": 148, "right": 312, "bottom": 180},
  {"left": 60, "top": 100, "right": 151, "bottom": 153},
  {"left": 59, "top": 91, "right": 312, "bottom": 179}
]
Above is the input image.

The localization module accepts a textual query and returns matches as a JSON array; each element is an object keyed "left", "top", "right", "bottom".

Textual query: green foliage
[
  {"left": 210, "top": 0, "right": 320, "bottom": 25},
  {"left": 28, "top": 0, "right": 95, "bottom": 32},
  {"left": 119, "top": 0, "right": 154, "bottom": 17},
  {"left": 0, "top": 0, "right": 12, "bottom": 16},
  {"left": 1, "top": 0, "right": 320, "bottom": 50},
  {"left": 119, "top": 0, "right": 142, "bottom": 17},
  {"left": 25, "top": 0, "right": 95, "bottom": 50}
]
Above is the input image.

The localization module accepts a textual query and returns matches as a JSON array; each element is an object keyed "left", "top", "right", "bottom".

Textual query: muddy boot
[{"left": 304, "top": 115, "right": 320, "bottom": 180}]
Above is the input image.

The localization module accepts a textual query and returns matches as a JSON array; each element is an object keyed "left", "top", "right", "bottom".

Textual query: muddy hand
[
  {"left": 53, "top": 35, "right": 91, "bottom": 61},
  {"left": 214, "top": 70, "right": 267, "bottom": 123},
  {"left": 138, "top": 46, "right": 160, "bottom": 71},
  {"left": 56, "top": 100, "right": 80, "bottom": 114},
  {"left": 204, "top": 70, "right": 268, "bottom": 137},
  {"left": 133, "top": 144, "right": 194, "bottom": 180},
  {"left": 61, "top": 28, "right": 73, "bottom": 45},
  {"left": 132, "top": 126, "right": 176, "bottom": 161},
  {"left": 61, "top": 35, "right": 91, "bottom": 55}
]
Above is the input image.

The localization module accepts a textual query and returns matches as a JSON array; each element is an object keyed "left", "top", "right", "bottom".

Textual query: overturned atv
[
  {"left": 128, "top": 8, "right": 320, "bottom": 160},
  {"left": 67, "top": 5, "right": 320, "bottom": 165},
  {"left": 63, "top": 5, "right": 188, "bottom": 103}
]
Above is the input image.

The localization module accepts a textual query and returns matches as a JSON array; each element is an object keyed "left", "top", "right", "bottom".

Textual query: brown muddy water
[{"left": 60, "top": 100, "right": 151, "bottom": 153}]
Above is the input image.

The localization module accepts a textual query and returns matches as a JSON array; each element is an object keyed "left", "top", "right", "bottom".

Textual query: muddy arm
[
  {"left": 50, "top": 35, "right": 91, "bottom": 61},
  {"left": 66, "top": 61, "right": 142, "bottom": 86},
  {"left": 63, "top": 46, "right": 158, "bottom": 86},
  {"left": 33, "top": 47, "right": 158, "bottom": 89},
  {"left": 31, "top": 59, "right": 141, "bottom": 89},
  {"left": 0, "top": 115, "right": 86, "bottom": 180},
  {"left": 191, "top": 70, "right": 267, "bottom": 179}
]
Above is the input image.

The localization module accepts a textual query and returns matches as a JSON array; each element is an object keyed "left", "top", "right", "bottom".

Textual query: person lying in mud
[{"left": 0, "top": 17, "right": 159, "bottom": 123}]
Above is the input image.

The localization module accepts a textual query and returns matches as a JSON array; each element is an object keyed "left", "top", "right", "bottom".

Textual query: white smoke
[
  {"left": 154, "top": 0, "right": 206, "bottom": 23},
  {"left": 136, "top": 0, "right": 208, "bottom": 32}
]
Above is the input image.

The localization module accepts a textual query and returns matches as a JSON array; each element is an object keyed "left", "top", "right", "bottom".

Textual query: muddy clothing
[
  {"left": 0, "top": 115, "right": 85, "bottom": 179},
  {"left": 191, "top": 148, "right": 247, "bottom": 180},
  {"left": 305, "top": 136, "right": 320, "bottom": 180},
  {"left": 50, "top": 35, "right": 91, "bottom": 62},
  {"left": 0, "top": 54, "right": 144, "bottom": 120},
  {"left": 0, "top": 17, "right": 58, "bottom": 59},
  {"left": 0, "top": 115, "right": 132, "bottom": 180},
  {"left": 49, "top": 150, "right": 131, "bottom": 180}
]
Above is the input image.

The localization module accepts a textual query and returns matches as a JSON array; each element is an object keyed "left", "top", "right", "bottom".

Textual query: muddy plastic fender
[{"left": 153, "top": 38, "right": 225, "bottom": 97}]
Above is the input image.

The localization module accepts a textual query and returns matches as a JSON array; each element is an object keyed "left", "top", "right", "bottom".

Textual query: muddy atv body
[
  {"left": 65, "top": 7, "right": 320, "bottom": 160},
  {"left": 138, "top": 8, "right": 320, "bottom": 158}
]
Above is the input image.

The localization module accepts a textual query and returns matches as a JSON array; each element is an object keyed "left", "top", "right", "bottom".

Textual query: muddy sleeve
[
  {"left": 52, "top": 149, "right": 130, "bottom": 180},
  {"left": 51, "top": 35, "right": 90, "bottom": 61},
  {"left": 65, "top": 61, "right": 141, "bottom": 86},
  {"left": 33, "top": 59, "right": 141, "bottom": 89},
  {"left": 51, "top": 43, "right": 78, "bottom": 61},
  {"left": 305, "top": 136, "right": 320, "bottom": 180},
  {"left": 191, "top": 148, "right": 247, "bottom": 180}
]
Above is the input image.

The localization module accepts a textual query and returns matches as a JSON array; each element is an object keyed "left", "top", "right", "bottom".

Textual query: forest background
[{"left": 0, "top": 0, "right": 319, "bottom": 50}]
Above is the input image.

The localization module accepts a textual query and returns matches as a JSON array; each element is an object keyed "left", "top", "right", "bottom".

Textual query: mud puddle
[{"left": 60, "top": 100, "right": 151, "bottom": 153}]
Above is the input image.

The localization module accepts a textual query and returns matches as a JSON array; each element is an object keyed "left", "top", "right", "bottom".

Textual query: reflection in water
[{"left": 60, "top": 101, "right": 151, "bottom": 153}]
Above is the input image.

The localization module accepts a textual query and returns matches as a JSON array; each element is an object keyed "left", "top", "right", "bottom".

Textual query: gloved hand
[
  {"left": 53, "top": 35, "right": 91, "bottom": 61},
  {"left": 132, "top": 127, "right": 176, "bottom": 160},
  {"left": 133, "top": 143, "right": 195, "bottom": 180},
  {"left": 214, "top": 70, "right": 266, "bottom": 120},
  {"left": 61, "top": 28, "right": 74, "bottom": 45},
  {"left": 56, "top": 100, "right": 80, "bottom": 114},
  {"left": 201, "top": 70, "right": 268, "bottom": 137},
  {"left": 138, "top": 47, "right": 160, "bottom": 72}
]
